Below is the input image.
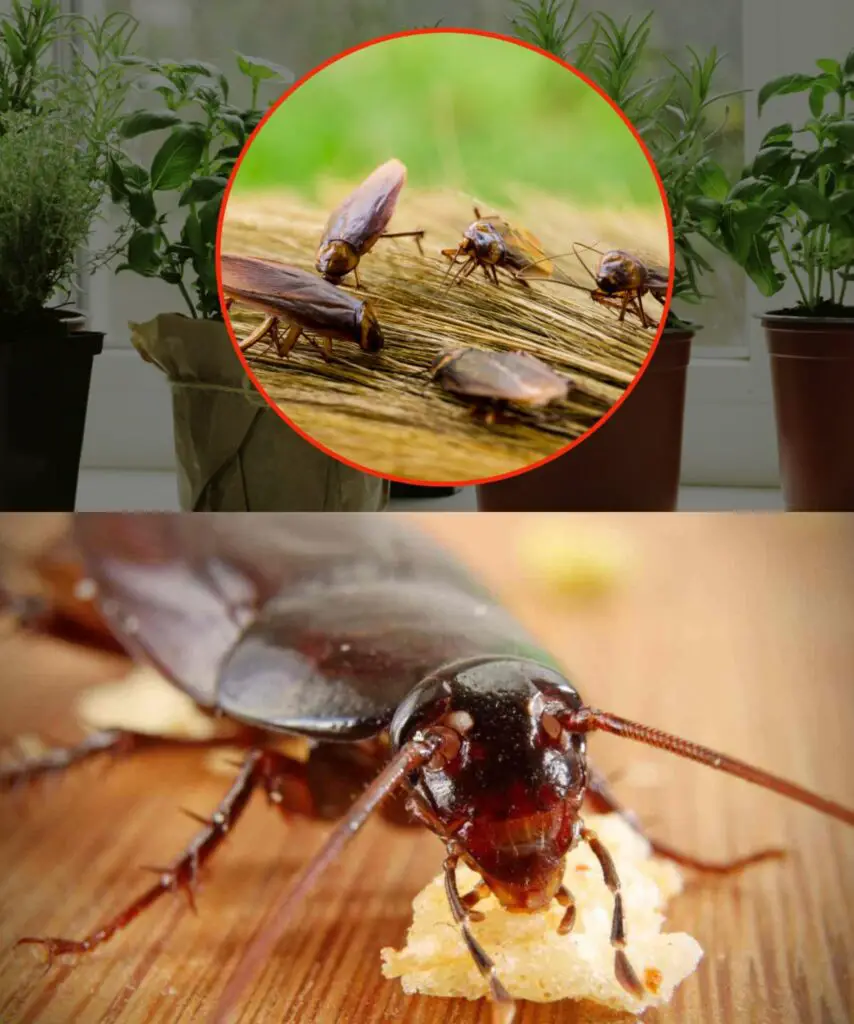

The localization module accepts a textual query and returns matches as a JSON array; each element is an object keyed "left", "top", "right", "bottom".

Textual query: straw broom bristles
[{"left": 220, "top": 184, "right": 668, "bottom": 482}]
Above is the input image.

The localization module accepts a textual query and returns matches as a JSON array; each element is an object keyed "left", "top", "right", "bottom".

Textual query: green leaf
[
  {"left": 150, "top": 125, "right": 208, "bottom": 191},
  {"left": 831, "top": 192, "right": 854, "bottom": 217},
  {"left": 105, "top": 155, "right": 127, "bottom": 201},
  {"left": 126, "top": 227, "right": 161, "bottom": 275},
  {"left": 816, "top": 58, "right": 842, "bottom": 81},
  {"left": 723, "top": 203, "right": 774, "bottom": 263},
  {"left": 809, "top": 84, "right": 829, "bottom": 117},
  {"left": 785, "top": 182, "right": 835, "bottom": 221},
  {"left": 745, "top": 236, "right": 784, "bottom": 296},
  {"left": 829, "top": 234, "right": 854, "bottom": 268},
  {"left": 236, "top": 54, "right": 293, "bottom": 83},
  {"left": 761, "top": 123, "right": 793, "bottom": 148},
  {"left": 728, "top": 176, "right": 768, "bottom": 202},
  {"left": 685, "top": 196, "right": 722, "bottom": 227},
  {"left": 198, "top": 196, "right": 223, "bottom": 238},
  {"left": 827, "top": 118, "right": 854, "bottom": 151},
  {"left": 183, "top": 208, "right": 204, "bottom": 255},
  {"left": 165, "top": 60, "right": 220, "bottom": 77},
  {"left": 120, "top": 111, "right": 184, "bottom": 138},
  {"left": 845, "top": 48, "right": 854, "bottom": 77},
  {"left": 128, "top": 190, "right": 157, "bottom": 228},
  {"left": 1, "top": 23, "right": 25, "bottom": 67},
  {"left": 751, "top": 145, "right": 796, "bottom": 181},
  {"left": 694, "top": 159, "right": 730, "bottom": 200},
  {"left": 178, "top": 175, "right": 228, "bottom": 206},
  {"left": 758, "top": 73, "right": 817, "bottom": 113},
  {"left": 219, "top": 113, "right": 245, "bottom": 142}
]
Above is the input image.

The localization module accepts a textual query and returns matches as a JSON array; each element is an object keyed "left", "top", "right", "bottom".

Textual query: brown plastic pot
[
  {"left": 764, "top": 314, "right": 854, "bottom": 511},
  {"left": 476, "top": 327, "right": 694, "bottom": 511}
]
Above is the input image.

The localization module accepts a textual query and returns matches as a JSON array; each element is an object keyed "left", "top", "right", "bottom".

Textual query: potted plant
[
  {"left": 701, "top": 53, "right": 854, "bottom": 510},
  {"left": 478, "top": 2, "right": 738, "bottom": 511},
  {"left": 0, "top": 0, "right": 135, "bottom": 512},
  {"left": 109, "top": 54, "right": 389, "bottom": 511}
]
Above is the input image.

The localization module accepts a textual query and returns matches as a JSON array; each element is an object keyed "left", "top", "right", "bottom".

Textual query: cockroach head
[
  {"left": 390, "top": 656, "right": 589, "bottom": 911},
  {"left": 358, "top": 301, "right": 385, "bottom": 353},
  {"left": 463, "top": 221, "right": 506, "bottom": 266},
  {"left": 316, "top": 239, "right": 359, "bottom": 281}
]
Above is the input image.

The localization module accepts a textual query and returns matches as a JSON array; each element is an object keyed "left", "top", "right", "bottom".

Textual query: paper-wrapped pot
[{"left": 130, "top": 314, "right": 388, "bottom": 512}]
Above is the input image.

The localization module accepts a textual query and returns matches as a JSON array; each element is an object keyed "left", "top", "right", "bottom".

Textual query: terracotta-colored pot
[
  {"left": 476, "top": 328, "right": 693, "bottom": 512},
  {"left": 764, "top": 314, "right": 854, "bottom": 511}
]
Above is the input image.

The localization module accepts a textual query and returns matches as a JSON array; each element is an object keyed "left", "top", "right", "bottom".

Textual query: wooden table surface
[{"left": 0, "top": 513, "right": 853, "bottom": 1024}]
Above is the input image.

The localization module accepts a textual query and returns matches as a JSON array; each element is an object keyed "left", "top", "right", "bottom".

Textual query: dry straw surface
[{"left": 220, "top": 183, "right": 669, "bottom": 481}]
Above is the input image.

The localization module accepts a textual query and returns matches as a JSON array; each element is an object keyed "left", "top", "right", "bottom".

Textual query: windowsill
[{"left": 75, "top": 470, "right": 785, "bottom": 512}]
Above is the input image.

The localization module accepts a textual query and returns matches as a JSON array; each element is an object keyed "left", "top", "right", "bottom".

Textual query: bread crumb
[
  {"left": 75, "top": 666, "right": 232, "bottom": 741},
  {"left": 381, "top": 813, "right": 702, "bottom": 1014},
  {"left": 516, "top": 521, "right": 633, "bottom": 598}
]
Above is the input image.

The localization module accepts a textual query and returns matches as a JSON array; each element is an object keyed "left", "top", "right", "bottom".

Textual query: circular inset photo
[{"left": 217, "top": 29, "right": 673, "bottom": 485}]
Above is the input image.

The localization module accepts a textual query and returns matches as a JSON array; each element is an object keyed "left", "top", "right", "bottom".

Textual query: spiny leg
[
  {"left": 582, "top": 825, "right": 644, "bottom": 998},
  {"left": 277, "top": 322, "right": 303, "bottom": 359},
  {"left": 585, "top": 766, "right": 786, "bottom": 874},
  {"left": 555, "top": 884, "right": 576, "bottom": 935},
  {"left": 16, "top": 748, "right": 306, "bottom": 962},
  {"left": 444, "top": 849, "right": 515, "bottom": 1021},
  {"left": 307, "top": 335, "right": 334, "bottom": 362},
  {"left": 239, "top": 315, "right": 279, "bottom": 354},
  {"left": 378, "top": 229, "right": 425, "bottom": 256},
  {"left": 1, "top": 729, "right": 254, "bottom": 792},
  {"left": 352, "top": 266, "right": 362, "bottom": 290}
]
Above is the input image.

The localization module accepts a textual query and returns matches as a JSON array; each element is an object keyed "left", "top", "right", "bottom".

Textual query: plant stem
[
  {"left": 775, "top": 228, "right": 810, "bottom": 307},
  {"left": 177, "top": 278, "right": 198, "bottom": 318}
]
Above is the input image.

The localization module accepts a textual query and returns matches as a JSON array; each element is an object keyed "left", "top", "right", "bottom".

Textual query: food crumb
[
  {"left": 516, "top": 520, "right": 633, "bottom": 599},
  {"left": 381, "top": 813, "right": 702, "bottom": 1014}
]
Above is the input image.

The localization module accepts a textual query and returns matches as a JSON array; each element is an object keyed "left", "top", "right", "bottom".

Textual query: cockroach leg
[
  {"left": 277, "top": 322, "right": 303, "bottom": 359},
  {"left": 582, "top": 826, "right": 645, "bottom": 999},
  {"left": 489, "top": 265, "right": 501, "bottom": 287},
  {"left": 239, "top": 315, "right": 279, "bottom": 353},
  {"left": 444, "top": 848, "right": 515, "bottom": 1015},
  {"left": 223, "top": 298, "right": 234, "bottom": 312},
  {"left": 352, "top": 266, "right": 362, "bottom": 290},
  {"left": 15, "top": 748, "right": 307, "bottom": 962},
  {"left": 584, "top": 766, "right": 786, "bottom": 875},
  {"left": 460, "top": 880, "right": 491, "bottom": 922},
  {"left": 378, "top": 229, "right": 426, "bottom": 256},
  {"left": 0, "top": 729, "right": 255, "bottom": 792},
  {"left": 212, "top": 736, "right": 441, "bottom": 1024},
  {"left": 555, "top": 884, "right": 576, "bottom": 935}
]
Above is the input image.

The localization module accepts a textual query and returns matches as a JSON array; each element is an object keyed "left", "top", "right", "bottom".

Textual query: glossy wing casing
[
  {"left": 71, "top": 514, "right": 552, "bottom": 732},
  {"left": 436, "top": 349, "right": 569, "bottom": 405},
  {"left": 220, "top": 255, "right": 364, "bottom": 341},
  {"left": 320, "top": 159, "right": 407, "bottom": 255}
]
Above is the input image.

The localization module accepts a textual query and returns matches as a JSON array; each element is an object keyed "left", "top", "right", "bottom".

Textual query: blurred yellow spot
[{"left": 516, "top": 521, "right": 634, "bottom": 598}]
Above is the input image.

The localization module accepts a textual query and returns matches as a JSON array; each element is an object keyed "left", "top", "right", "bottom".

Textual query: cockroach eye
[
  {"left": 541, "top": 712, "right": 563, "bottom": 741},
  {"left": 425, "top": 726, "right": 462, "bottom": 771}
]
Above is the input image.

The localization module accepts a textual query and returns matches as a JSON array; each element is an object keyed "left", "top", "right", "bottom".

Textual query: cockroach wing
[
  {"left": 220, "top": 255, "right": 363, "bottom": 338},
  {"left": 439, "top": 349, "right": 567, "bottom": 403},
  {"left": 216, "top": 577, "right": 554, "bottom": 740},
  {"left": 497, "top": 223, "right": 552, "bottom": 277},
  {"left": 70, "top": 514, "right": 490, "bottom": 706},
  {"left": 320, "top": 159, "right": 406, "bottom": 254}
]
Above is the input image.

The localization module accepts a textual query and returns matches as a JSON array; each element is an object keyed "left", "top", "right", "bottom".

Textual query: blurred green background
[{"left": 232, "top": 33, "right": 663, "bottom": 211}]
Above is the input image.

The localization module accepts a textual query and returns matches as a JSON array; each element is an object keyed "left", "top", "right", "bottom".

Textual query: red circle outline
[{"left": 215, "top": 27, "right": 676, "bottom": 489}]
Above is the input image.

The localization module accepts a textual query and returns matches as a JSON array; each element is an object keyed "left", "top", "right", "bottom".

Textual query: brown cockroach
[
  {"left": 429, "top": 347, "right": 571, "bottom": 425},
  {"left": 440, "top": 207, "right": 572, "bottom": 290},
  {"left": 220, "top": 253, "right": 385, "bottom": 360},
  {"left": 519, "top": 242, "right": 670, "bottom": 329},
  {"left": 315, "top": 158, "right": 425, "bottom": 287},
  {"left": 2, "top": 514, "right": 852, "bottom": 1024}
]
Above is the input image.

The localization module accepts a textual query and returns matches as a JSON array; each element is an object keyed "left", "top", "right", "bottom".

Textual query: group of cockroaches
[
  {"left": 220, "top": 159, "right": 669, "bottom": 425},
  {"left": 2, "top": 514, "right": 853, "bottom": 1024}
]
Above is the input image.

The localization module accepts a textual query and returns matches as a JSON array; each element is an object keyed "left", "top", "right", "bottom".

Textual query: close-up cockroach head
[
  {"left": 461, "top": 220, "right": 506, "bottom": 266},
  {"left": 357, "top": 300, "right": 385, "bottom": 353},
  {"left": 316, "top": 238, "right": 360, "bottom": 282},
  {"left": 390, "top": 656, "right": 587, "bottom": 912}
]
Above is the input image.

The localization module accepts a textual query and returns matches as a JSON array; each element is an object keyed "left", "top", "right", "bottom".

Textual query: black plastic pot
[
  {"left": 764, "top": 313, "right": 854, "bottom": 511},
  {"left": 0, "top": 309, "right": 103, "bottom": 511},
  {"left": 476, "top": 327, "right": 694, "bottom": 511},
  {"left": 389, "top": 483, "right": 460, "bottom": 499}
]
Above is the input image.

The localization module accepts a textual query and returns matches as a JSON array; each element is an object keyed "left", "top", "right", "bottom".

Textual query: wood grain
[
  {"left": 0, "top": 513, "right": 853, "bottom": 1024},
  {"left": 220, "top": 186, "right": 666, "bottom": 482}
]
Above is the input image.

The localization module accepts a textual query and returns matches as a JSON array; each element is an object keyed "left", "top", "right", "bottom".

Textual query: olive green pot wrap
[{"left": 130, "top": 314, "right": 388, "bottom": 512}]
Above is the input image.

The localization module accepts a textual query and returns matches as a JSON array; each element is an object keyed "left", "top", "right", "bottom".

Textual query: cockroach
[
  {"left": 519, "top": 243, "right": 670, "bottom": 329},
  {"left": 429, "top": 347, "right": 571, "bottom": 425},
  {"left": 219, "top": 254, "right": 385, "bottom": 361},
  {"left": 440, "top": 207, "right": 572, "bottom": 290},
  {"left": 315, "top": 158, "right": 425, "bottom": 287},
  {"left": 2, "top": 514, "right": 852, "bottom": 1024}
]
